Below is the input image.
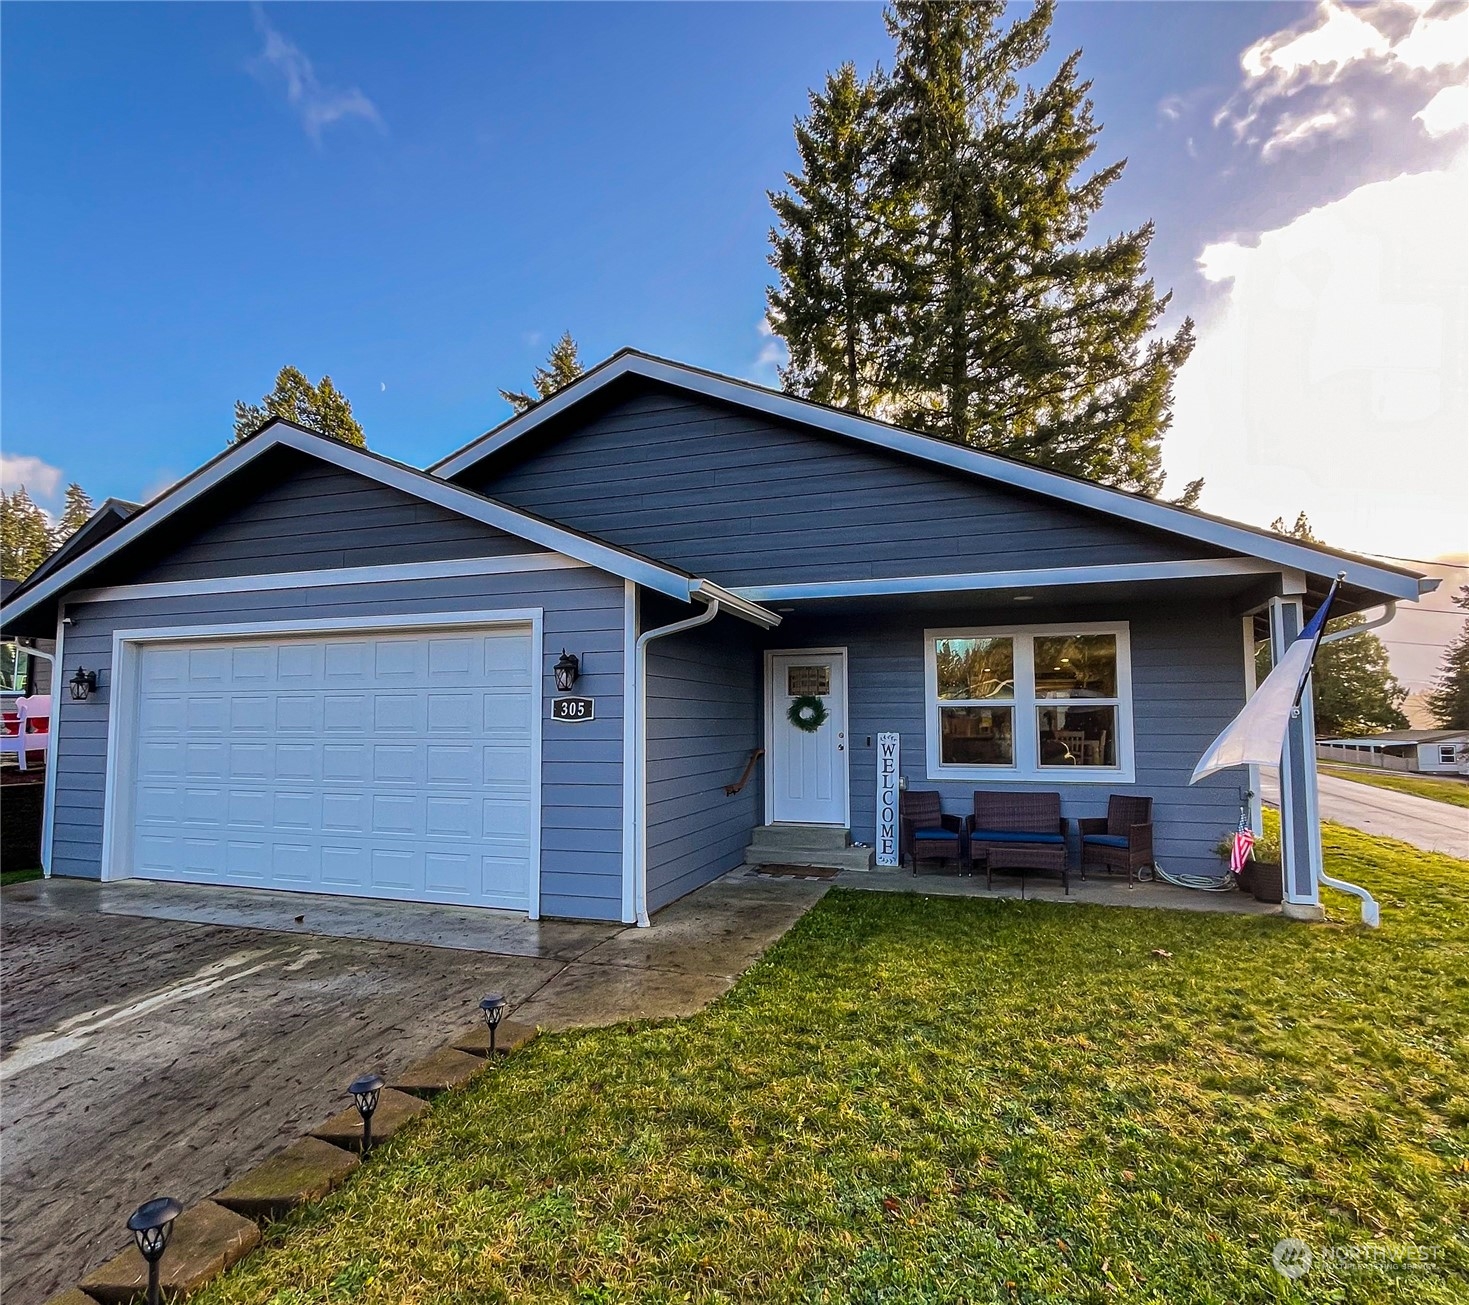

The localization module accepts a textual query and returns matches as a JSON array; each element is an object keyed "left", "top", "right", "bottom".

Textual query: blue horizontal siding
[{"left": 464, "top": 387, "right": 1225, "bottom": 588}]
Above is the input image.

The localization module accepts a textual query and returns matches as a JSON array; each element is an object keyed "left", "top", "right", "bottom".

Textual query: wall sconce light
[
  {"left": 70, "top": 666, "right": 98, "bottom": 701},
  {"left": 553, "top": 650, "right": 581, "bottom": 693}
]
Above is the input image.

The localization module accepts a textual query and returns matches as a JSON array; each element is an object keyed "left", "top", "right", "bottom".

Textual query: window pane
[
  {"left": 1037, "top": 705, "right": 1117, "bottom": 767},
  {"left": 1034, "top": 634, "right": 1117, "bottom": 699},
  {"left": 935, "top": 637, "right": 1014, "bottom": 700},
  {"left": 939, "top": 706, "right": 1014, "bottom": 766},
  {"left": 787, "top": 665, "right": 830, "bottom": 696}
]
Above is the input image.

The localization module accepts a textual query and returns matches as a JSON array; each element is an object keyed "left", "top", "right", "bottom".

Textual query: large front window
[{"left": 925, "top": 623, "right": 1133, "bottom": 781}]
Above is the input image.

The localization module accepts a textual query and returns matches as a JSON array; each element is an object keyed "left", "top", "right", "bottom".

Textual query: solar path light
[
  {"left": 480, "top": 993, "right": 508, "bottom": 1053},
  {"left": 127, "top": 1196, "right": 183, "bottom": 1305},
  {"left": 349, "top": 1072, "right": 386, "bottom": 1152}
]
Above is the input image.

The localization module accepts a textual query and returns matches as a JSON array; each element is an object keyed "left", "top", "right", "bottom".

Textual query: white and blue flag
[{"left": 1190, "top": 578, "right": 1341, "bottom": 785}]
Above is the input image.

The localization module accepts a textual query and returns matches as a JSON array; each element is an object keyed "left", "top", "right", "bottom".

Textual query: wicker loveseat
[{"left": 965, "top": 791, "right": 1068, "bottom": 893}]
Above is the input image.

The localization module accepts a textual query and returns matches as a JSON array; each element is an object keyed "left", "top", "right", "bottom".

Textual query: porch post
[
  {"left": 1241, "top": 615, "right": 1263, "bottom": 838},
  {"left": 1269, "top": 596, "right": 1325, "bottom": 920}
]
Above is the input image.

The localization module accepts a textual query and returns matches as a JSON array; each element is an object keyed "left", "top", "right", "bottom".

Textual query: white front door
[{"left": 768, "top": 649, "right": 848, "bottom": 825}]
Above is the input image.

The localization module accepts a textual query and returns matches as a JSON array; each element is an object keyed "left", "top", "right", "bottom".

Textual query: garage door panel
[{"left": 128, "top": 625, "right": 535, "bottom": 911}]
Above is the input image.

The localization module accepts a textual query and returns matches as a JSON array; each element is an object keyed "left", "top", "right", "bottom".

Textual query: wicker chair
[
  {"left": 966, "top": 791, "right": 1068, "bottom": 893},
  {"left": 899, "top": 790, "right": 966, "bottom": 875},
  {"left": 1077, "top": 795, "right": 1154, "bottom": 887}
]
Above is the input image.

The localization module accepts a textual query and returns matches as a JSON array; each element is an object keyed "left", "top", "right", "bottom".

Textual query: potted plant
[{"left": 1213, "top": 830, "right": 1283, "bottom": 902}]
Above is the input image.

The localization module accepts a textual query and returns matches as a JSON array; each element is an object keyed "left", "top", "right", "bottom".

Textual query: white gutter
[
  {"left": 1318, "top": 601, "right": 1397, "bottom": 645},
  {"left": 632, "top": 598, "right": 723, "bottom": 927}
]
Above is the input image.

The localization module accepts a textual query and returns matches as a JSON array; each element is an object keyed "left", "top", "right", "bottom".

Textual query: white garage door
[{"left": 126, "top": 625, "right": 536, "bottom": 911}]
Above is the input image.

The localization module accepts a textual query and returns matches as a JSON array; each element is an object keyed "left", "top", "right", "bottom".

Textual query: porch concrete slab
[
  {"left": 12, "top": 875, "right": 620, "bottom": 959},
  {"left": 79, "top": 1200, "right": 260, "bottom": 1304},
  {"left": 827, "top": 867, "right": 1278, "bottom": 915}
]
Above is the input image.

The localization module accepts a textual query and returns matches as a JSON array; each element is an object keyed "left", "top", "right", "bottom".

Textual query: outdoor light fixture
[
  {"left": 348, "top": 1072, "right": 386, "bottom": 1152},
  {"left": 553, "top": 649, "right": 581, "bottom": 693},
  {"left": 480, "top": 992, "right": 508, "bottom": 1053},
  {"left": 69, "top": 666, "right": 98, "bottom": 701},
  {"left": 127, "top": 1196, "right": 183, "bottom": 1305}
]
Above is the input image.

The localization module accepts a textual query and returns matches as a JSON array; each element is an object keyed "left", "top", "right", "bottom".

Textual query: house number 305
[{"left": 552, "top": 696, "right": 595, "bottom": 722}]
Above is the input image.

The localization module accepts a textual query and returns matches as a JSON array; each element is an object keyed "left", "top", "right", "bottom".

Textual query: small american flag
[{"left": 1230, "top": 826, "right": 1256, "bottom": 874}]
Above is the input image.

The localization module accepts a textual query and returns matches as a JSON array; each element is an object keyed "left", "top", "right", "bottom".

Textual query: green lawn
[
  {"left": 0, "top": 867, "right": 42, "bottom": 887},
  {"left": 1322, "top": 764, "right": 1469, "bottom": 809},
  {"left": 199, "top": 823, "right": 1468, "bottom": 1305}
]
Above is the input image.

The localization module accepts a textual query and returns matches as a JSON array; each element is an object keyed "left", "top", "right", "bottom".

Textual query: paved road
[
  {"left": 1260, "top": 770, "right": 1469, "bottom": 859},
  {"left": 0, "top": 874, "right": 824, "bottom": 1303}
]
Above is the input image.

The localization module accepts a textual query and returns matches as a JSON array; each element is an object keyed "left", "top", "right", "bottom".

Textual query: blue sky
[{"left": 3, "top": 2, "right": 1466, "bottom": 679}]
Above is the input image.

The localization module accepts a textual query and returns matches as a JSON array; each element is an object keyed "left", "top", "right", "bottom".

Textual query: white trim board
[
  {"left": 69, "top": 552, "right": 586, "bottom": 606},
  {"left": 431, "top": 350, "right": 1427, "bottom": 602},
  {"left": 0, "top": 420, "right": 720, "bottom": 626},
  {"left": 99, "top": 608, "right": 545, "bottom": 919},
  {"left": 732, "top": 558, "right": 1291, "bottom": 604}
]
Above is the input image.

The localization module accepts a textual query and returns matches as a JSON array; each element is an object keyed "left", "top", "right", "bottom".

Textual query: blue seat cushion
[
  {"left": 1083, "top": 834, "right": 1129, "bottom": 848},
  {"left": 970, "top": 830, "right": 1064, "bottom": 844},
  {"left": 912, "top": 827, "right": 959, "bottom": 840}
]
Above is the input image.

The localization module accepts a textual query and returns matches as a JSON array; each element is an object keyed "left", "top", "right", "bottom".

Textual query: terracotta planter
[{"left": 1250, "top": 860, "right": 1284, "bottom": 904}]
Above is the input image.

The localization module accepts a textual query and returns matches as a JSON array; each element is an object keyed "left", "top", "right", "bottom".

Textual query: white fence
[{"left": 1316, "top": 745, "right": 1415, "bottom": 772}]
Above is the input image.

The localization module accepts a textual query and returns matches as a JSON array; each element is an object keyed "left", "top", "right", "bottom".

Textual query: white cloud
[
  {"left": 1166, "top": 150, "right": 1469, "bottom": 563},
  {"left": 1241, "top": 1, "right": 1389, "bottom": 83},
  {"left": 751, "top": 315, "right": 787, "bottom": 382},
  {"left": 249, "top": 5, "right": 383, "bottom": 145},
  {"left": 1418, "top": 82, "right": 1469, "bottom": 136},
  {"left": 1222, "top": 0, "right": 1468, "bottom": 155},
  {"left": 0, "top": 453, "right": 63, "bottom": 501}
]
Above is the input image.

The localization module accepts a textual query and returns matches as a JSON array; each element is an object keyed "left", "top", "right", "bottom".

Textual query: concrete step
[
  {"left": 747, "top": 823, "right": 853, "bottom": 852},
  {"left": 744, "top": 844, "right": 874, "bottom": 872}
]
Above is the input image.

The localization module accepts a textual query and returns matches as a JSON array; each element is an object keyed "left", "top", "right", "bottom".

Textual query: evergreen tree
[
  {"left": 0, "top": 487, "right": 55, "bottom": 580},
  {"left": 1259, "top": 512, "right": 1408, "bottom": 736},
  {"left": 234, "top": 366, "right": 366, "bottom": 447},
  {"left": 767, "top": 65, "right": 899, "bottom": 412},
  {"left": 499, "top": 333, "right": 585, "bottom": 415},
  {"left": 766, "top": 0, "right": 1194, "bottom": 492},
  {"left": 53, "top": 483, "right": 95, "bottom": 546},
  {"left": 1426, "top": 585, "right": 1469, "bottom": 729}
]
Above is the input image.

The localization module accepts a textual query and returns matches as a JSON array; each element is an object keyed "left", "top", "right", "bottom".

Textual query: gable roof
[
  {"left": 432, "top": 349, "right": 1431, "bottom": 604},
  {"left": 0, "top": 420, "right": 777, "bottom": 633},
  {"left": 20, "top": 497, "right": 140, "bottom": 590}
]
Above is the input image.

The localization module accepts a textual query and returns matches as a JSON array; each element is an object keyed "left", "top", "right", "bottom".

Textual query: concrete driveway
[
  {"left": 0, "top": 873, "right": 825, "bottom": 1303},
  {"left": 1260, "top": 769, "right": 1469, "bottom": 859}
]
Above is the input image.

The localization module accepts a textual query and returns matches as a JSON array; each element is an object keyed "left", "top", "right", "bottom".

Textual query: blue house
[{"left": 0, "top": 351, "right": 1433, "bottom": 924}]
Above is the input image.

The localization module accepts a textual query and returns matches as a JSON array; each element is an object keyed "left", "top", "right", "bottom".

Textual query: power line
[{"left": 1366, "top": 553, "right": 1469, "bottom": 569}]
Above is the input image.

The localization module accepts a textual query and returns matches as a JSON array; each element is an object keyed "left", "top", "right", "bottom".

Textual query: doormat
[{"left": 749, "top": 864, "right": 840, "bottom": 881}]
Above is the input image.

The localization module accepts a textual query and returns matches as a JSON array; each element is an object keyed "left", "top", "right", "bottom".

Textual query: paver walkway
[{"left": 0, "top": 874, "right": 825, "bottom": 1302}]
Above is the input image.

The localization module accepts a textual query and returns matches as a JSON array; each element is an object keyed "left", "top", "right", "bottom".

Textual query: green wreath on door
[{"left": 787, "top": 694, "right": 829, "bottom": 733}]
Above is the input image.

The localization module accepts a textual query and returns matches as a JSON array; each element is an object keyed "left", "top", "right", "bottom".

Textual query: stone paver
[
  {"left": 448, "top": 1017, "right": 539, "bottom": 1058},
  {"left": 310, "top": 1087, "right": 430, "bottom": 1152},
  {"left": 392, "top": 1046, "right": 491, "bottom": 1097},
  {"left": 42, "top": 1290, "right": 97, "bottom": 1305},
  {"left": 79, "top": 1200, "right": 260, "bottom": 1304},
  {"left": 214, "top": 1136, "right": 359, "bottom": 1221}
]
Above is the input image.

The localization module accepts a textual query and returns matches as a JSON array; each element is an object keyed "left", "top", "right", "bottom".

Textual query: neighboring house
[
  {"left": 1319, "top": 729, "right": 1469, "bottom": 776},
  {"left": 0, "top": 351, "right": 1435, "bottom": 923}
]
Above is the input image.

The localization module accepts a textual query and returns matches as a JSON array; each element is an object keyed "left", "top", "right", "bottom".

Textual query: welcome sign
[{"left": 875, "top": 732, "right": 900, "bottom": 867}]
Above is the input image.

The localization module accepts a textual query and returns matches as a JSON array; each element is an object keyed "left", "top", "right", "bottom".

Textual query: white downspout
[
  {"left": 1310, "top": 596, "right": 1391, "bottom": 927},
  {"left": 632, "top": 599, "right": 722, "bottom": 928}
]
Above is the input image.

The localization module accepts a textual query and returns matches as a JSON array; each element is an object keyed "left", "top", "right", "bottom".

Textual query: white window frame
[
  {"left": 923, "top": 621, "right": 1135, "bottom": 784},
  {"left": 1439, "top": 745, "right": 1458, "bottom": 766}
]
